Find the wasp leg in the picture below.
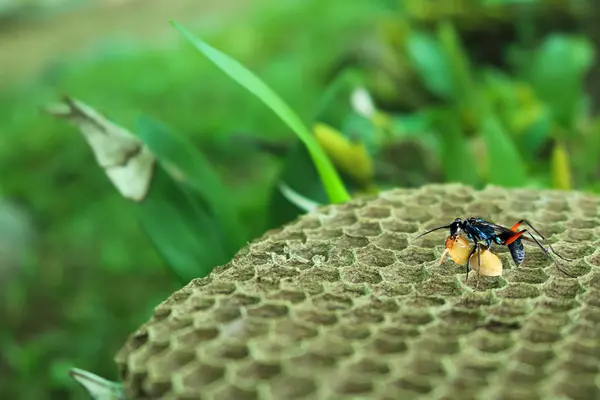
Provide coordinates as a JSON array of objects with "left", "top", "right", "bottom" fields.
[
  {"left": 510, "top": 219, "right": 573, "bottom": 262},
  {"left": 504, "top": 229, "right": 576, "bottom": 278},
  {"left": 509, "top": 221, "right": 521, "bottom": 232},
  {"left": 504, "top": 230, "right": 525, "bottom": 245},
  {"left": 465, "top": 242, "right": 479, "bottom": 284},
  {"left": 475, "top": 244, "right": 482, "bottom": 290}
]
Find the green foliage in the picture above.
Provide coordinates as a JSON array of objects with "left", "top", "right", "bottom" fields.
[
  {"left": 368, "top": 6, "right": 598, "bottom": 192},
  {"left": 172, "top": 21, "right": 350, "bottom": 204},
  {"left": 135, "top": 116, "right": 245, "bottom": 282},
  {"left": 526, "top": 34, "right": 595, "bottom": 130},
  {"left": 480, "top": 114, "right": 527, "bottom": 187},
  {"left": 406, "top": 32, "right": 454, "bottom": 99}
]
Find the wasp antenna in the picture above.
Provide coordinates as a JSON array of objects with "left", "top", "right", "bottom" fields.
[{"left": 413, "top": 225, "right": 451, "bottom": 241}]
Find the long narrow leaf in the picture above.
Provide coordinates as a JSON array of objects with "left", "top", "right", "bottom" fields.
[
  {"left": 406, "top": 32, "right": 453, "bottom": 100},
  {"left": 437, "top": 21, "right": 478, "bottom": 115},
  {"left": 481, "top": 115, "right": 527, "bottom": 187},
  {"left": 430, "top": 109, "right": 479, "bottom": 185},
  {"left": 138, "top": 168, "right": 231, "bottom": 282},
  {"left": 171, "top": 21, "right": 350, "bottom": 204},
  {"left": 135, "top": 116, "right": 244, "bottom": 248}
]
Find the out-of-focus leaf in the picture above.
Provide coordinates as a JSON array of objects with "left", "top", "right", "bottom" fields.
[
  {"left": 45, "top": 97, "right": 155, "bottom": 202},
  {"left": 267, "top": 142, "right": 329, "bottom": 230},
  {"left": 137, "top": 168, "right": 229, "bottom": 282},
  {"left": 135, "top": 116, "right": 243, "bottom": 245},
  {"left": 430, "top": 109, "right": 479, "bottom": 185},
  {"left": 483, "top": 0, "right": 537, "bottom": 5},
  {"left": 172, "top": 21, "right": 350, "bottom": 204},
  {"left": 550, "top": 142, "right": 572, "bottom": 190},
  {"left": 527, "top": 34, "right": 595, "bottom": 129},
  {"left": 516, "top": 106, "right": 551, "bottom": 155},
  {"left": 437, "top": 21, "right": 477, "bottom": 111},
  {"left": 311, "top": 67, "right": 363, "bottom": 123},
  {"left": 391, "top": 110, "right": 440, "bottom": 153},
  {"left": 572, "top": 117, "right": 600, "bottom": 187},
  {"left": 278, "top": 182, "right": 321, "bottom": 213},
  {"left": 69, "top": 368, "right": 125, "bottom": 400},
  {"left": 481, "top": 69, "right": 550, "bottom": 155},
  {"left": 392, "top": 111, "right": 433, "bottom": 136},
  {"left": 351, "top": 87, "right": 376, "bottom": 118},
  {"left": 134, "top": 117, "right": 245, "bottom": 281},
  {"left": 314, "top": 122, "right": 374, "bottom": 187},
  {"left": 406, "top": 32, "right": 454, "bottom": 100},
  {"left": 46, "top": 100, "right": 240, "bottom": 282},
  {"left": 480, "top": 115, "right": 528, "bottom": 187},
  {"left": 340, "top": 112, "right": 379, "bottom": 153}
]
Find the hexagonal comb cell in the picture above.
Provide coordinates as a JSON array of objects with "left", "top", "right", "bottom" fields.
[{"left": 116, "top": 185, "right": 600, "bottom": 399}]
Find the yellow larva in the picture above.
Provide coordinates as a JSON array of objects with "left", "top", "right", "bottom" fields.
[{"left": 439, "top": 235, "right": 503, "bottom": 276}]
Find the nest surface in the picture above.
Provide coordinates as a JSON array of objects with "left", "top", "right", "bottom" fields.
[{"left": 115, "top": 184, "right": 600, "bottom": 400}]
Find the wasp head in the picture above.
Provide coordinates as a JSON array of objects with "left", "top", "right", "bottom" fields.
[{"left": 449, "top": 218, "right": 463, "bottom": 237}]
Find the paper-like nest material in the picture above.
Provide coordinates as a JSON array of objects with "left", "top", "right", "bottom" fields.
[{"left": 115, "top": 184, "right": 600, "bottom": 399}]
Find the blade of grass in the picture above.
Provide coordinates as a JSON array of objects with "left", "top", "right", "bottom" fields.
[{"left": 171, "top": 21, "right": 350, "bottom": 204}]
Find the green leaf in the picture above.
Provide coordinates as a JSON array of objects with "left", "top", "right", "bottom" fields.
[
  {"left": 406, "top": 32, "right": 454, "bottom": 100},
  {"left": 391, "top": 111, "right": 440, "bottom": 153},
  {"left": 340, "top": 112, "right": 377, "bottom": 152},
  {"left": 310, "top": 67, "right": 363, "bottom": 123},
  {"left": 527, "top": 34, "right": 595, "bottom": 129},
  {"left": 135, "top": 117, "right": 245, "bottom": 282},
  {"left": 137, "top": 169, "right": 230, "bottom": 282},
  {"left": 550, "top": 142, "right": 572, "bottom": 190},
  {"left": 517, "top": 106, "right": 551, "bottom": 155},
  {"left": 171, "top": 21, "right": 350, "bottom": 204},
  {"left": 266, "top": 142, "right": 329, "bottom": 230},
  {"left": 437, "top": 21, "right": 477, "bottom": 111},
  {"left": 69, "top": 368, "right": 125, "bottom": 400},
  {"left": 136, "top": 116, "right": 244, "bottom": 245},
  {"left": 481, "top": 115, "right": 528, "bottom": 187},
  {"left": 430, "top": 109, "right": 479, "bottom": 185}
]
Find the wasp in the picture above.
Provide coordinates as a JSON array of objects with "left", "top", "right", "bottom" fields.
[{"left": 415, "top": 217, "right": 575, "bottom": 279}]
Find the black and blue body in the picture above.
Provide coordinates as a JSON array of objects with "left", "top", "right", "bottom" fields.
[
  {"left": 453, "top": 218, "right": 525, "bottom": 267},
  {"left": 415, "top": 217, "right": 573, "bottom": 278}
]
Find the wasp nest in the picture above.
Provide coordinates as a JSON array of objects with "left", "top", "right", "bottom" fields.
[{"left": 115, "top": 184, "right": 600, "bottom": 400}]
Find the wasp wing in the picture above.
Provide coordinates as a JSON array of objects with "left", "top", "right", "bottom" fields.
[{"left": 476, "top": 220, "right": 543, "bottom": 245}]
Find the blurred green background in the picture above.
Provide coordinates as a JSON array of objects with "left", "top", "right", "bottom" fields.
[{"left": 1, "top": 0, "right": 599, "bottom": 398}]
